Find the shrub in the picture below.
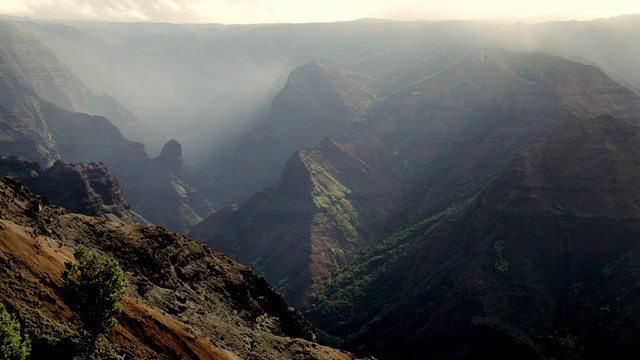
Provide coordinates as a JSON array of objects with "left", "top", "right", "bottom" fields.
[
  {"left": 62, "top": 245, "right": 125, "bottom": 354},
  {"left": 0, "top": 304, "right": 30, "bottom": 360}
]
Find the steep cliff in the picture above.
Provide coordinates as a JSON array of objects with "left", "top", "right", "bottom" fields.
[
  {"left": 364, "top": 49, "right": 640, "bottom": 225},
  {"left": 193, "top": 49, "right": 640, "bottom": 358},
  {"left": 0, "top": 37, "right": 211, "bottom": 233},
  {"left": 133, "top": 139, "right": 214, "bottom": 233},
  {"left": 194, "top": 49, "right": 640, "bottom": 313}
]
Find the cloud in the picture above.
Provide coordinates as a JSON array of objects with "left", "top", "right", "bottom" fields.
[
  {"left": 6, "top": 0, "right": 202, "bottom": 22},
  {"left": 1, "top": 0, "right": 378, "bottom": 23},
  {"left": 3, "top": 0, "right": 640, "bottom": 24},
  {"left": 380, "top": 0, "right": 640, "bottom": 22}
]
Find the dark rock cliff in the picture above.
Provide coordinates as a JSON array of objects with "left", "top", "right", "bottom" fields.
[
  {"left": 133, "top": 139, "right": 214, "bottom": 233},
  {"left": 194, "top": 49, "right": 640, "bottom": 359},
  {"left": 0, "top": 156, "right": 145, "bottom": 224}
]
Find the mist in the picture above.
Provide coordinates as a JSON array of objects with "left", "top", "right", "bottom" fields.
[
  {"left": 6, "top": 14, "right": 640, "bottom": 204},
  {"left": 5, "top": 0, "right": 640, "bottom": 24}
]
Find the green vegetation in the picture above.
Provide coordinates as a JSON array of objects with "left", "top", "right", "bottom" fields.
[
  {"left": 62, "top": 245, "right": 126, "bottom": 356},
  {"left": 493, "top": 239, "right": 509, "bottom": 274},
  {"left": 240, "top": 217, "right": 254, "bottom": 232},
  {"left": 312, "top": 202, "right": 467, "bottom": 334},
  {"left": 300, "top": 150, "right": 362, "bottom": 243},
  {"left": 20, "top": 309, "right": 78, "bottom": 359},
  {"left": 173, "top": 181, "right": 188, "bottom": 199},
  {"left": 0, "top": 304, "right": 30, "bottom": 360},
  {"left": 543, "top": 331, "right": 585, "bottom": 360},
  {"left": 602, "top": 252, "right": 633, "bottom": 275},
  {"left": 512, "top": 60, "right": 545, "bottom": 84}
]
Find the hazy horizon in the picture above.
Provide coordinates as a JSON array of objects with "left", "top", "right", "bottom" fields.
[{"left": 2, "top": 0, "right": 640, "bottom": 25}]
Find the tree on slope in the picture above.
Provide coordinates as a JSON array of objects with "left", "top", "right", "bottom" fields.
[{"left": 62, "top": 245, "right": 125, "bottom": 355}]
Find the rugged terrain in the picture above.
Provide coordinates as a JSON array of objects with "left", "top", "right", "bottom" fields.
[
  {"left": 310, "top": 116, "right": 640, "bottom": 359},
  {"left": 0, "top": 21, "right": 163, "bottom": 152},
  {"left": 5, "top": 14, "right": 640, "bottom": 360},
  {"left": 191, "top": 49, "right": 640, "bottom": 316},
  {"left": 0, "top": 176, "right": 354, "bottom": 359},
  {"left": 132, "top": 139, "right": 214, "bottom": 232}
]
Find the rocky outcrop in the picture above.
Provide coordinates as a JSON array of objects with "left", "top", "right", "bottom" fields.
[
  {"left": 0, "top": 176, "right": 354, "bottom": 359},
  {"left": 155, "top": 138, "right": 186, "bottom": 178},
  {"left": 0, "top": 90, "right": 210, "bottom": 233},
  {"left": 0, "top": 155, "right": 41, "bottom": 178},
  {"left": 40, "top": 106, "right": 211, "bottom": 233},
  {"left": 0, "top": 156, "right": 145, "bottom": 224},
  {"left": 132, "top": 139, "right": 213, "bottom": 234},
  {"left": 35, "top": 160, "right": 139, "bottom": 224}
]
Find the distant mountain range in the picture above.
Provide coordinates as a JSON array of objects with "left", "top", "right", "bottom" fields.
[{"left": 3, "top": 14, "right": 640, "bottom": 359}]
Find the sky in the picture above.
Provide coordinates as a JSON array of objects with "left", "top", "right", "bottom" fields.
[{"left": 1, "top": 0, "right": 640, "bottom": 24}]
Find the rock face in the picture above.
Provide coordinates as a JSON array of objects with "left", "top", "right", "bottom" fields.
[
  {"left": 39, "top": 107, "right": 210, "bottom": 233},
  {"left": 0, "top": 176, "right": 354, "bottom": 359},
  {"left": 0, "top": 156, "right": 145, "bottom": 224},
  {"left": 362, "top": 49, "right": 640, "bottom": 225},
  {"left": 0, "top": 42, "right": 59, "bottom": 166},
  {"left": 155, "top": 138, "right": 186, "bottom": 178},
  {"left": 470, "top": 115, "right": 640, "bottom": 277},
  {"left": 194, "top": 49, "right": 640, "bottom": 358},
  {"left": 132, "top": 139, "right": 214, "bottom": 233},
  {"left": 193, "top": 48, "right": 640, "bottom": 308}
]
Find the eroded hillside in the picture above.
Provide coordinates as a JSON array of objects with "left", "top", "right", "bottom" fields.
[{"left": 0, "top": 176, "right": 354, "bottom": 359}]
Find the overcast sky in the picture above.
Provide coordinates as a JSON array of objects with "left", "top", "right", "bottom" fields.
[{"left": 2, "top": 0, "right": 640, "bottom": 24}]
